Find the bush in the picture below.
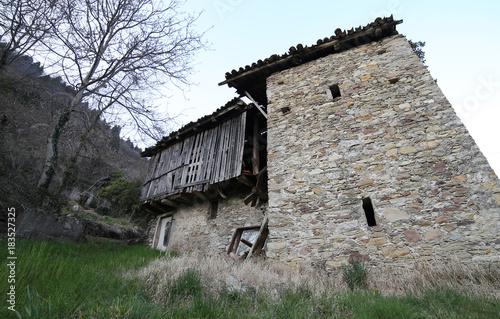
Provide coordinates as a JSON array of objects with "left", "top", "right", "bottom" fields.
[
  {"left": 341, "top": 260, "right": 368, "bottom": 291},
  {"left": 99, "top": 170, "right": 141, "bottom": 217}
]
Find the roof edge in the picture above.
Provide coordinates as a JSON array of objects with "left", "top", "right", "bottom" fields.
[{"left": 219, "top": 16, "right": 402, "bottom": 87}]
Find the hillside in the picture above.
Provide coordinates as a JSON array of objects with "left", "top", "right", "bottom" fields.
[{"left": 0, "top": 52, "right": 149, "bottom": 219}]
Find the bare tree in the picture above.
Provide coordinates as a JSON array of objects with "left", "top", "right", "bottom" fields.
[
  {"left": 0, "top": 0, "right": 57, "bottom": 74},
  {"left": 36, "top": 0, "right": 205, "bottom": 198}
]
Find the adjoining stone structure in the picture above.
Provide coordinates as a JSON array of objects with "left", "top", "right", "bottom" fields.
[
  {"left": 140, "top": 99, "right": 269, "bottom": 256},
  {"left": 220, "top": 16, "right": 500, "bottom": 268},
  {"left": 145, "top": 191, "right": 266, "bottom": 254}
]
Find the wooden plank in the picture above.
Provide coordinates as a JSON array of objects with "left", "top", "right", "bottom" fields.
[
  {"left": 179, "top": 136, "right": 195, "bottom": 191},
  {"left": 252, "top": 116, "right": 260, "bottom": 175},
  {"left": 161, "top": 198, "right": 179, "bottom": 208},
  {"left": 233, "top": 113, "right": 246, "bottom": 178},
  {"left": 192, "top": 190, "right": 208, "bottom": 201},
  {"left": 206, "top": 125, "right": 220, "bottom": 184},
  {"left": 218, "top": 119, "right": 230, "bottom": 182},
  {"left": 150, "top": 201, "right": 171, "bottom": 214},
  {"left": 226, "top": 116, "right": 238, "bottom": 180},
  {"left": 211, "top": 124, "right": 223, "bottom": 184},
  {"left": 198, "top": 128, "right": 213, "bottom": 185},
  {"left": 237, "top": 111, "right": 247, "bottom": 177},
  {"left": 237, "top": 174, "right": 255, "bottom": 187},
  {"left": 191, "top": 131, "right": 204, "bottom": 183},
  {"left": 246, "top": 213, "right": 268, "bottom": 260},
  {"left": 174, "top": 179, "right": 209, "bottom": 189}
]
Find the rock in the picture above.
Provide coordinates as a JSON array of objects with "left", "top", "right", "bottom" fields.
[
  {"left": 16, "top": 209, "right": 86, "bottom": 243},
  {"left": 226, "top": 275, "right": 256, "bottom": 295},
  {"left": 349, "top": 251, "right": 370, "bottom": 262},
  {"left": 382, "top": 246, "right": 410, "bottom": 258},
  {"left": 368, "top": 238, "right": 387, "bottom": 246},
  {"left": 435, "top": 215, "right": 452, "bottom": 224},
  {"left": 400, "top": 146, "right": 417, "bottom": 154},
  {"left": 404, "top": 229, "right": 421, "bottom": 243},
  {"left": 79, "top": 216, "right": 142, "bottom": 240},
  {"left": 424, "top": 229, "right": 443, "bottom": 241},
  {"left": 390, "top": 247, "right": 410, "bottom": 258},
  {"left": 380, "top": 207, "right": 409, "bottom": 222},
  {"left": 297, "top": 246, "right": 311, "bottom": 257},
  {"left": 449, "top": 232, "right": 462, "bottom": 241}
]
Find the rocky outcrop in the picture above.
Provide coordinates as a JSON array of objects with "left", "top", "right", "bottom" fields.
[
  {"left": 16, "top": 209, "right": 86, "bottom": 243},
  {"left": 78, "top": 216, "right": 142, "bottom": 240},
  {"left": 16, "top": 209, "right": 143, "bottom": 243}
]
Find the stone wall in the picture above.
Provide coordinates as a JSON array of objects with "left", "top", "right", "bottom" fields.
[
  {"left": 147, "top": 192, "right": 266, "bottom": 254},
  {"left": 265, "top": 34, "right": 500, "bottom": 269}
]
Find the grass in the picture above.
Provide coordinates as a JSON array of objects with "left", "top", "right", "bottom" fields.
[
  {"left": 341, "top": 260, "right": 369, "bottom": 291},
  {"left": 0, "top": 238, "right": 165, "bottom": 318},
  {"left": 1, "top": 239, "right": 499, "bottom": 318}
]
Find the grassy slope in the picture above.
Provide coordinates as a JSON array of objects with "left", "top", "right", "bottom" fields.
[
  {"left": 0, "top": 239, "right": 165, "bottom": 318},
  {"left": 1, "top": 239, "right": 498, "bottom": 318}
]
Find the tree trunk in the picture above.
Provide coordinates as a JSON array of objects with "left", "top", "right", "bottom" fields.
[
  {"left": 37, "top": 90, "right": 84, "bottom": 197},
  {"left": 56, "top": 110, "right": 102, "bottom": 195}
]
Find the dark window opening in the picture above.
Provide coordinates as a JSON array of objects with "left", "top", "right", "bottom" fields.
[
  {"left": 329, "top": 84, "right": 341, "bottom": 99},
  {"left": 362, "top": 197, "right": 377, "bottom": 226},
  {"left": 281, "top": 106, "right": 291, "bottom": 114},
  {"left": 210, "top": 201, "right": 218, "bottom": 219}
]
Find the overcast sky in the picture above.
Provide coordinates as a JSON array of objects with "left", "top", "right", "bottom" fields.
[{"left": 156, "top": 0, "right": 500, "bottom": 174}]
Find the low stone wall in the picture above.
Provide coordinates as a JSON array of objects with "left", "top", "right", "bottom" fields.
[
  {"left": 265, "top": 34, "right": 500, "bottom": 269},
  {"left": 147, "top": 192, "right": 266, "bottom": 254}
]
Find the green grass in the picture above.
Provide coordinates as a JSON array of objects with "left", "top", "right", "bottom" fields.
[
  {"left": 1, "top": 239, "right": 499, "bottom": 318},
  {"left": 0, "top": 238, "right": 166, "bottom": 318}
]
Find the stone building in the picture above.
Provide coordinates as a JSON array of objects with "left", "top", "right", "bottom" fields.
[{"left": 141, "top": 16, "right": 500, "bottom": 268}]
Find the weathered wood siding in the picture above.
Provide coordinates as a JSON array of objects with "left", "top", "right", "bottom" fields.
[{"left": 141, "top": 112, "right": 247, "bottom": 201}]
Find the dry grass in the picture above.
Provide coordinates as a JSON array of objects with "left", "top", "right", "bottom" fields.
[{"left": 137, "top": 252, "right": 500, "bottom": 302}]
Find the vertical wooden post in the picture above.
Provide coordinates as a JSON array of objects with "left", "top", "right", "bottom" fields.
[{"left": 252, "top": 118, "right": 260, "bottom": 175}]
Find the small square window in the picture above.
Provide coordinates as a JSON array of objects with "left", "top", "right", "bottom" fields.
[{"left": 281, "top": 106, "right": 291, "bottom": 114}]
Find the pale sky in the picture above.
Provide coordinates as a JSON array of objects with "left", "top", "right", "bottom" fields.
[{"left": 156, "top": 0, "right": 500, "bottom": 174}]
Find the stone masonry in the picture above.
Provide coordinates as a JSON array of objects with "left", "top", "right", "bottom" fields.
[
  {"left": 146, "top": 191, "right": 266, "bottom": 254},
  {"left": 265, "top": 34, "right": 500, "bottom": 269}
]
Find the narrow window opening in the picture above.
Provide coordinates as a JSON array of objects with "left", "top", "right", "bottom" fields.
[
  {"left": 362, "top": 197, "right": 377, "bottom": 226},
  {"left": 210, "top": 201, "right": 218, "bottom": 219},
  {"left": 281, "top": 106, "right": 291, "bottom": 114},
  {"left": 329, "top": 84, "right": 341, "bottom": 99}
]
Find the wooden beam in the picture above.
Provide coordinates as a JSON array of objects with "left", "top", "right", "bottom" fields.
[
  {"left": 139, "top": 203, "right": 157, "bottom": 215},
  {"left": 161, "top": 198, "right": 179, "bottom": 208},
  {"left": 245, "top": 91, "right": 267, "bottom": 119},
  {"left": 244, "top": 193, "right": 256, "bottom": 205},
  {"left": 149, "top": 201, "right": 171, "bottom": 214},
  {"left": 241, "top": 238, "right": 253, "bottom": 247},
  {"left": 192, "top": 190, "right": 209, "bottom": 201},
  {"left": 253, "top": 187, "right": 269, "bottom": 201},
  {"left": 246, "top": 213, "right": 269, "bottom": 260},
  {"left": 252, "top": 118, "right": 260, "bottom": 175},
  {"left": 237, "top": 174, "right": 255, "bottom": 187},
  {"left": 217, "top": 185, "right": 227, "bottom": 199},
  {"left": 173, "top": 193, "right": 193, "bottom": 205}
]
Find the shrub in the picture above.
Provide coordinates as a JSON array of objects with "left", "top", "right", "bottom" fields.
[
  {"left": 99, "top": 170, "right": 141, "bottom": 217},
  {"left": 341, "top": 260, "right": 368, "bottom": 291}
]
